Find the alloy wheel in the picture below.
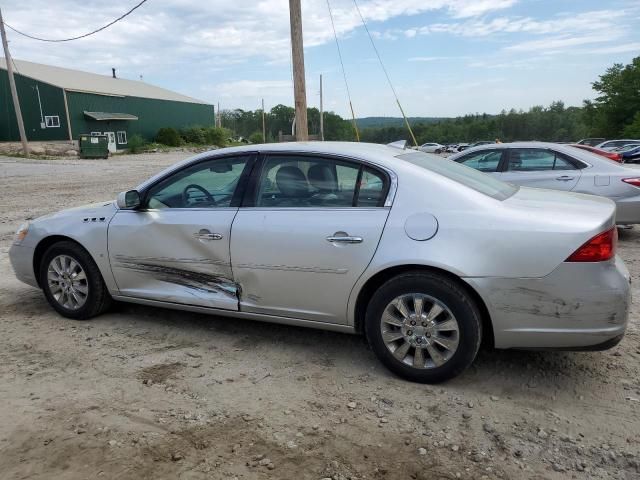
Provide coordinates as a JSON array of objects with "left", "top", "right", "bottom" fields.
[
  {"left": 380, "top": 293, "right": 460, "bottom": 369},
  {"left": 47, "top": 254, "right": 89, "bottom": 310}
]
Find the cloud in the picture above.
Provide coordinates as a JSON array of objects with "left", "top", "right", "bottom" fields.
[
  {"left": 504, "top": 33, "right": 620, "bottom": 53},
  {"left": 408, "top": 56, "right": 454, "bottom": 62},
  {"left": 415, "top": 9, "right": 627, "bottom": 37},
  {"left": 586, "top": 42, "right": 640, "bottom": 55}
]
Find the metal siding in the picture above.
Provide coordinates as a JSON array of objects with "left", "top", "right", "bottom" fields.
[
  {"left": 66, "top": 91, "right": 214, "bottom": 149},
  {"left": 0, "top": 69, "right": 69, "bottom": 141}
]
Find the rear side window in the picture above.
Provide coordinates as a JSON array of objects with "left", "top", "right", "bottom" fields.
[
  {"left": 507, "top": 149, "right": 576, "bottom": 171},
  {"left": 455, "top": 150, "right": 502, "bottom": 172},
  {"left": 398, "top": 151, "right": 517, "bottom": 200},
  {"left": 255, "top": 155, "right": 387, "bottom": 208}
]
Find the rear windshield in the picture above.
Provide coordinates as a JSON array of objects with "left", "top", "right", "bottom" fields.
[{"left": 397, "top": 151, "right": 518, "bottom": 200}]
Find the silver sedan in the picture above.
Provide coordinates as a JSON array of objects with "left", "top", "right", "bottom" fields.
[
  {"left": 9, "top": 142, "right": 631, "bottom": 383},
  {"left": 448, "top": 142, "right": 640, "bottom": 224}
]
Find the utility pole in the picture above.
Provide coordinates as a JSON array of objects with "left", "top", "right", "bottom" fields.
[
  {"left": 217, "top": 102, "right": 221, "bottom": 127},
  {"left": 288, "top": 0, "right": 308, "bottom": 141},
  {"left": 0, "top": 8, "right": 28, "bottom": 156},
  {"left": 261, "top": 98, "right": 266, "bottom": 143},
  {"left": 319, "top": 74, "right": 324, "bottom": 141}
]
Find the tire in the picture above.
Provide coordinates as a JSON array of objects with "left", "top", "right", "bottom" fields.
[
  {"left": 39, "top": 240, "right": 112, "bottom": 320},
  {"left": 365, "top": 271, "right": 482, "bottom": 383}
]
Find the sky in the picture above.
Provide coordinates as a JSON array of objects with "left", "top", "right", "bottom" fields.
[{"left": 3, "top": 0, "right": 640, "bottom": 118}]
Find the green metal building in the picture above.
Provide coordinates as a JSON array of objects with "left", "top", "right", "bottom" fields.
[{"left": 0, "top": 59, "right": 214, "bottom": 151}]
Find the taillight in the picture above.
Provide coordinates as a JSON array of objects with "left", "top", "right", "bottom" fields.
[
  {"left": 608, "top": 153, "right": 622, "bottom": 162},
  {"left": 565, "top": 227, "right": 617, "bottom": 262},
  {"left": 622, "top": 177, "right": 640, "bottom": 188}
]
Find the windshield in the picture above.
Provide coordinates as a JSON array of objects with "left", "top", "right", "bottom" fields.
[{"left": 397, "top": 151, "right": 518, "bottom": 200}]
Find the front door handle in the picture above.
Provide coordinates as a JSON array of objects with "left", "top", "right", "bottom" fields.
[
  {"left": 556, "top": 175, "right": 575, "bottom": 181},
  {"left": 326, "top": 233, "right": 363, "bottom": 244},
  {"left": 194, "top": 229, "right": 223, "bottom": 241}
]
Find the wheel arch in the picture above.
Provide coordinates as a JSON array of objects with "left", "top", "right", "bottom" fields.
[
  {"left": 33, "top": 235, "right": 89, "bottom": 288},
  {"left": 353, "top": 264, "right": 494, "bottom": 348}
]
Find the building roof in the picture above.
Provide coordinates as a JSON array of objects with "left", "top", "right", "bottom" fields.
[{"left": 0, "top": 58, "right": 208, "bottom": 105}]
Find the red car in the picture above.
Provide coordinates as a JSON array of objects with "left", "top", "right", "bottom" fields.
[{"left": 570, "top": 144, "right": 623, "bottom": 162}]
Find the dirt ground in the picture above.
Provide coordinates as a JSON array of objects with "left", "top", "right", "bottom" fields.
[{"left": 0, "top": 152, "right": 639, "bottom": 480}]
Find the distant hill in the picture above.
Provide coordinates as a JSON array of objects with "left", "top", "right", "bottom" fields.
[{"left": 356, "top": 116, "right": 449, "bottom": 128}]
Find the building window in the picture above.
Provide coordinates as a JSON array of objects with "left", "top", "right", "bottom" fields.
[
  {"left": 44, "top": 115, "right": 60, "bottom": 128},
  {"left": 117, "top": 131, "right": 127, "bottom": 144},
  {"left": 90, "top": 131, "right": 101, "bottom": 136}
]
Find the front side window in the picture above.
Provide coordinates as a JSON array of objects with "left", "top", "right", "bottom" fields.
[
  {"left": 507, "top": 149, "right": 576, "bottom": 171},
  {"left": 145, "top": 156, "right": 250, "bottom": 209},
  {"left": 455, "top": 149, "right": 502, "bottom": 172},
  {"left": 255, "top": 155, "right": 387, "bottom": 208}
]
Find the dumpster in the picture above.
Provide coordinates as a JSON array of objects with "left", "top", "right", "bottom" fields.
[{"left": 79, "top": 134, "right": 109, "bottom": 159}]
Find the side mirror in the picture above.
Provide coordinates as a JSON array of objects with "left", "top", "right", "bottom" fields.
[{"left": 116, "top": 190, "right": 141, "bottom": 210}]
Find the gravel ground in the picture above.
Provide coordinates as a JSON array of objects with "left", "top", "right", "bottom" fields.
[{"left": 0, "top": 152, "right": 639, "bottom": 480}]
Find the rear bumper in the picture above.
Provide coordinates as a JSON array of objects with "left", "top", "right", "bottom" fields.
[
  {"left": 465, "top": 256, "right": 631, "bottom": 349},
  {"left": 614, "top": 195, "right": 640, "bottom": 224},
  {"left": 9, "top": 243, "right": 38, "bottom": 288}
]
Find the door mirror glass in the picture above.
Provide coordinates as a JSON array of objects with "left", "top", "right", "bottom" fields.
[{"left": 117, "top": 190, "right": 141, "bottom": 209}]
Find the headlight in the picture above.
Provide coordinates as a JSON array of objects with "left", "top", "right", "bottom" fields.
[{"left": 13, "top": 223, "right": 29, "bottom": 245}]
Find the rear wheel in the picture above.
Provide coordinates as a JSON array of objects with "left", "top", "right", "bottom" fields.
[
  {"left": 365, "top": 272, "right": 482, "bottom": 383},
  {"left": 39, "top": 241, "right": 112, "bottom": 320}
]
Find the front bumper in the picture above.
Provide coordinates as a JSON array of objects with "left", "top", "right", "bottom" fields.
[
  {"left": 465, "top": 256, "right": 631, "bottom": 349},
  {"left": 9, "top": 243, "right": 38, "bottom": 288}
]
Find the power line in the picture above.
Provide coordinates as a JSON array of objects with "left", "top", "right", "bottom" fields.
[
  {"left": 326, "top": 0, "right": 359, "bottom": 141},
  {"left": 3, "top": 0, "right": 149, "bottom": 43},
  {"left": 351, "top": 0, "right": 417, "bottom": 146}
]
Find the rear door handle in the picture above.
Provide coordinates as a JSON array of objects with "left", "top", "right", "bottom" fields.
[
  {"left": 194, "top": 229, "right": 223, "bottom": 241},
  {"left": 556, "top": 175, "right": 575, "bottom": 181},
  {"left": 326, "top": 234, "right": 363, "bottom": 244}
]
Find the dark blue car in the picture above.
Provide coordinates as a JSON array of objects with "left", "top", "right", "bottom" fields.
[{"left": 622, "top": 145, "right": 640, "bottom": 163}]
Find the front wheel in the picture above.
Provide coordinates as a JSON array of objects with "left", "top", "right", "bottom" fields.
[
  {"left": 365, "top": 272, "right": 482, "bottom": 383},
  {"left": 40, "top": 241, "right": 112, "bottom": 320}
]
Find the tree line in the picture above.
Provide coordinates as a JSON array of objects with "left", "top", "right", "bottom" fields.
[{"left": 219, "top": 56, "right": 640, "bottom": 145}]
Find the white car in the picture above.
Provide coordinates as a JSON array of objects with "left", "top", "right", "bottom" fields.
[
  {"left": 418, "top": 143, "right": 444, "bottom": 153},
  {"left": 596, "top": 139, "right": 640, "bottom": 151}
]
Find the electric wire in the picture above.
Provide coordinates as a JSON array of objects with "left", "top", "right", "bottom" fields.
[
  {"left": 326, "top": 0, "right": 360, "bottom": 141},
  {"left": 351, "top": 0, "right": 418, "bottom": 146},
  {"left": 3, "top": 0, "right": 149, "bottom": 42}
]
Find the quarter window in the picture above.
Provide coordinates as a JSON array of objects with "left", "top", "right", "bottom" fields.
[
  {"left": 45, "top": 115, "right": 60, "bottom": 128},
  {"left": 145, "top": 156, "right": 250, "bottom": 209},
  {"left": 456, "top": 150, "right": 502, "bottom": 172},
  {"left": 117, "top": 131, "right": 127, "bottom": 144},
  {"left": 507, "top": 149, "right": 576, "bottom": 171},
  {"left": 255, "top": 155, "right": 387, "bottom": 208}
]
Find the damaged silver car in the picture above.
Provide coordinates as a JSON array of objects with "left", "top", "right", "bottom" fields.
[{"left": 9, "top": 142, "right": 631, "bottom": 383}]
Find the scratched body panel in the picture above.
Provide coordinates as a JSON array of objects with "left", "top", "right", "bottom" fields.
[
  {"left": 465, "top": 256, "right": 630, "bottom": 349},
  {"left": 107, "top": 209, "right": 239, "bottom": 310}
]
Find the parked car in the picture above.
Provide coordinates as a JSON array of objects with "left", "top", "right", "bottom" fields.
[
  {"left": 570, "top": 144, "right": 623, "bottom": 162},
  {"left": 468, "top": 141, "right": 495, "bottom": 148},
  {"left": 612, "top": 143, "right": 640, "bottom": 153},
  {"left": 448, "top": 142, "right": 640, "bottom": 224},
  {"left": 595, "top": 139, "right": 640, "bottom": 151},
  {"left": 418, "top": 142, "right": 445, "bottom": 154},
  {"left": 456, "top": 143, "right": 470, "bottom": 152},
  {"left": 9, "top": 142, "right": 630, "bottom": 383},
  {"left": 621, "top": 145, "right": 640, "bottom": 163},
  {"left": 576, "top": 138, "right": 606, "bottom": 147}
]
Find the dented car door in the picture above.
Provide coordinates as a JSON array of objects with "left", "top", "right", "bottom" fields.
[{"left": 107, "top": 155, "right": 254, "bottom": 309}]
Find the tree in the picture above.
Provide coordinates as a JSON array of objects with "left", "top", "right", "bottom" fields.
[{"left": 591, "top": 57, "right": 640, "bottom": 136}]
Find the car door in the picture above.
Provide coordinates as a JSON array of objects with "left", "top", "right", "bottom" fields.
[
  {"left": 499, "top": 148, "right": 581, "bottom": 191},
  {"left": 230, "top": 153, "right": 392, "bottom": 324},
  {"left": 107, "top": 154, "right": 254, "bottom": 309}
]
